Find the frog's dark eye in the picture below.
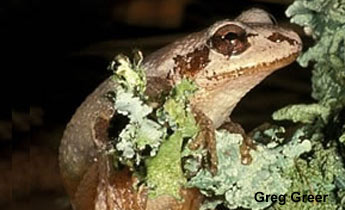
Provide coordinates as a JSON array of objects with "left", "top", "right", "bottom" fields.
[
  {"left": 207, "top": 24, "right": 250, "bottom": 56},
  {"left": 224, "top": 32, "right": 240, "bottom": 41}
]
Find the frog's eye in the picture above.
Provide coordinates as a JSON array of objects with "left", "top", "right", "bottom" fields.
[{"left": 207, "top": 24, "right": 250, "bottom": 56}]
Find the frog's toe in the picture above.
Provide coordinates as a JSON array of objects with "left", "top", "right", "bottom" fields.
[
  {"left": 219, "top": 120, "right": 256, "bottom": 165},
  {"left": 239, "top": 139, "right": 253, "bottom": 165},
  {"left": 189, "top": 127, "right": 218, "bottom": 175}
]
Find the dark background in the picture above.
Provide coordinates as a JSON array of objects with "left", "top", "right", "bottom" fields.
[{"left": 8, "top": 0, "right": 313, "bottom": 209}]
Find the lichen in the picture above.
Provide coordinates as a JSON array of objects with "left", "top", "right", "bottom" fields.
[
  {"left": 286, "top": 0, "right": 345, "bottom": 110},
  {"left": 268, "top": 0, "right": 345, "bottom": 208},
  {"left": 108, "top": 51, "right": 199, "bottom": 199},
  {"left": 110, "top": 51, "right": 146, "bottom": 95},
  {"left": 146, "top": 79, "right": 199, "bottom": 199},
  {"left": 145, "top": 131, "right": 187, "bottom": 199},
  {"left": 188, "top": 128, "right": 311, "bottom": 210},
  {"left": 272, "top": 128, "right": 345, "bottom": 210},
  {"left": 272, "top": 104, "right": 330, "bottom": 124},
  {"left": 108, "top": 51, "right": 166, "bottom": 167}
]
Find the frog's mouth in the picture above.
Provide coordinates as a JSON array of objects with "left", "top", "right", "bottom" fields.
[
  {"left": 198, "top": 51, "right": 300, "bottom": 91},
  {"left": 217, "top": 51, "right": 299, "bottom": 80}
]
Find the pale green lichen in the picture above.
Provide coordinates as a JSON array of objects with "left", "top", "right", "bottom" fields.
[
  {"left": 286, "top": 0, "right": 345, "bottom": 110},
  {"left": 340, "top": 132, "right": 345, "bottom": 145},
  {"left": 272, "top": 103, "right": 330, "bottom": 124},
  {"left": 116, "top": 118, "right": 165, "bottom": 165},
  {"left": 108, "top": 51, "right": 166, "bottom": 167},
  {"left": 114, "top": 90, "right": 152, "bottom": 123},
  {"left": 188, "top": 129, "right": 311, "bottom": 210},
  {"left": 272, "top": 131, "right": 345, "bottom": 210},
  {"left": 110, "top": 51, "right": 146, "bottom": 94}
]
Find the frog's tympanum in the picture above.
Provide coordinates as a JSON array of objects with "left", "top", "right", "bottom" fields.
[{"left": 59, "top": 8, "right": 302, "bottom": 210}]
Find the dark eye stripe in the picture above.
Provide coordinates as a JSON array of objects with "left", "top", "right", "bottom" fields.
[
  {"left": 171, "top": 46, "right": 210, "bottom": 79},
  {"left": 267, "top": 32, "right": 298, "bottom": 46}
]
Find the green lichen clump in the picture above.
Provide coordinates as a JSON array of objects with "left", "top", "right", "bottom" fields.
[
  {"left": 109, "top": 52, "right": 166, "bottom": 167},
  {"left": 276, "top": 137, "right": 345, "bottom": 210},
  {"left": 145, "top": 131, "right": 187, "bottom": 199},
  {"left": 273, "top": 103, "right": 330, "bottom": 124},
  {"left": 108, "top": 52, "right": 199, "bottom": 199},
  {"left": 146, "top": 80, "right": 199, "bottom": 199},
  {"left": 286, "top": 0, "right": 345, "bottom": 110},
  {"left": 188, "top": 129, "right": 311, "bottom": 210},
  {"left": 188, "top": 127, "right": 314, "bottom": 209}
]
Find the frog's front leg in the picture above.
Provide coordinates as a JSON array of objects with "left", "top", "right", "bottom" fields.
[
  {"left": 189, "top": 106, "right": 218, "bottom": 175},
  {"left": 219, "top": 119, "right": 256, "bottom": 165}
]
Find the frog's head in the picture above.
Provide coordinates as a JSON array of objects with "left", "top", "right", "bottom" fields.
[{"left": 143, "top": 8, "right": 302, "bottom": 127}]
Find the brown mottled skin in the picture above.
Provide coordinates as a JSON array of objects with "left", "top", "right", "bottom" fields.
[{"left": 59, "top": 8, "right": 302, "bottom": 210}]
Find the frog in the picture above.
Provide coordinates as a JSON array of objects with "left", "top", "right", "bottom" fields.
[{"left": 59, "top": 8, "right": 302, "bottom": 210}]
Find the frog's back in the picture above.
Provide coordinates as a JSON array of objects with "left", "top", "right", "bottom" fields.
[{"left": 59, "top": 77, "right": 116, "bottom": 198}]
